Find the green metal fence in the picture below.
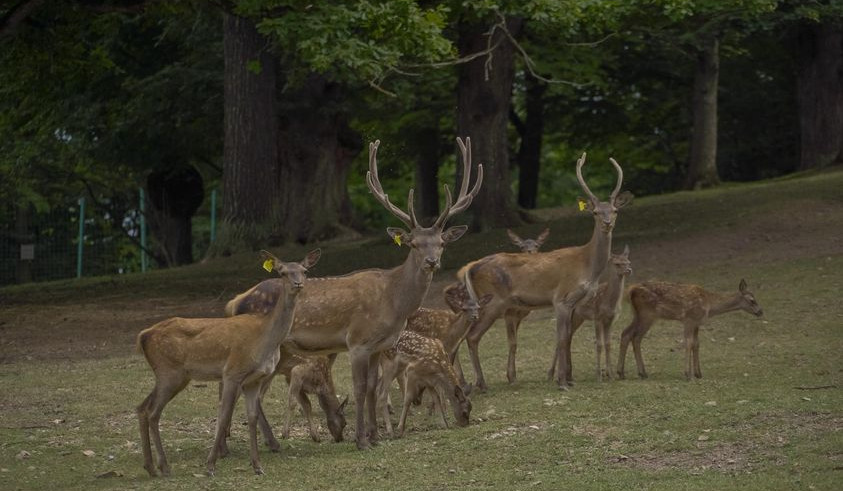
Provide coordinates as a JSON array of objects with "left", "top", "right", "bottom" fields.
[{"left": 0, "top": 189, "right": 218, "bottom": 287}]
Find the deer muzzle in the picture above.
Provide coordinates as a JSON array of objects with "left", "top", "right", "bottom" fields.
[{"left": 424, "top": 257, "right": 440, "bottom": 271}]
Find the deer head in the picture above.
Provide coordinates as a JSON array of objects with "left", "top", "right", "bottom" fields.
[
  {"left": 444, "top": 273, "right": 493, "bottom": 321},
  {"left": 452, "top": 385, "right": 472, "bottom": 427},
  {"left": 367, "top": 138, "right": 483, "bottom": 273},
  {"left": 507, "top": 228, "right": 550, "bottom": 254},
  {"left": 609, "top": 245, "right": 633, "bottom": 277},
  {"left": 576, "top": 154, "right": 633, "bottom": 234},
  {"left": 326, "top": 396, "right": 349, "bottom": 443},
  {"left": 258, "top": 249, "right": 322, "bottom": 293},
  {"left": 738, "top": 279, "right": 763, "bottom": 317}
]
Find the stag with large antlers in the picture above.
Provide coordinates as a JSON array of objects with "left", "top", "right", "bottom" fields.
[
  {"left": 456, "top": 154, "right": 632, "bottom": 390},
  {"left": 224, "top": 138, "right": 482, "bottom": 449},
  {"left": 136, "top": 249, "right": 320, "bottom": 477}
]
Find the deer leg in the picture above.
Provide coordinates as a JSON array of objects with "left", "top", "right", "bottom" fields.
[
  {"left": 450, "top": 346, "right": 471, "bottom": 394},
  {"left": 241, "top": 382, "right": 265, "bottom": 476},
  {"left": 690, "top": 323, "right": 702, "bottom": 379},
  {"left": 601, "top": 316, "right": 614, "bottom": 381},
  {"left": 349, "top": 349, "right": 372, "bottom": 450},
  {"left": 282, "top": 376, "right": 302, "bottom": 440},
  {"left": 616, "top": 320, "right": 636, "bottom": 380},
  {"left": 594, "top": 320, "right": 604, "bottom": 382},
  {"left": 365, "top": 351, "right": 381, "bottom": 444},
  {"left": 631, "top": 318, "right": 653, "bottom": 379},
  {"left": 253, "top": 376, "right": 281, "bottom": 452},
  {"left": 376, "top": 358, "right": 400, "bottom": 438},
  {"left": 396, "top": 374, "right": 420, "bottom": 438},
  {"left": 207, "top": 378, "right": 242, "bottom": 476},
  {"left": 296, "top": 390, "right": 319, "bottom": 442},
  {"left": 140, "top": 376, "right": 188, "bottom": 477},
  {"left": 554, "top": 304, "right": 575, "bottom": 389},
  {"left": 430, "top": 386, "right": 449, "bottom": 429},
  {"left": 682, "top": 322, "right": 695, "bottom": 381},
  {"left": 465, "top": 306, "right": 503, "bottom": 392},
  {"left": 504, "top": 310, "right": 527, "bottom": 384}
]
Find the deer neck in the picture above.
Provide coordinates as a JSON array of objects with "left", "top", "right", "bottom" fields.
[
  {"left": 386, "top": 253, "right": 435, "bottom": 320},
  {"left": 584, "top": 222, "right": 612, "bottom": 282},
  {"left": 708, "top": 293, "right": 743, "bottom": 317},
  {"left": 604, "top": 273, "right": 627, "bottom": 306},
  {"left": 256, "top": 287, "right": 298, "bottom": 360}
]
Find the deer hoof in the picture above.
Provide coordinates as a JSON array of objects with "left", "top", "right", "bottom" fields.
[
  {"left": 356, "top": 438, "right": 372, "bottom": 450},
  {"left": 253, "top": 467, "right": 265, "bottom": 476},
  {"left": 638, "top": 372, "right": 648, "bottom": 379},
  {"left": 617, "top": 371, "right": 625, "bottom": 380}
]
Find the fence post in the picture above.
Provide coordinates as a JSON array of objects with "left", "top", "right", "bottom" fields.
[
  {"left": 210, "top": 188, "right": 217, "bottom": 243},
  {"left": 76, "top": 197, "right": 85, "bottom": 279},
  {"left": 139, "top": 188, "right": 148, "bottom": 273}
]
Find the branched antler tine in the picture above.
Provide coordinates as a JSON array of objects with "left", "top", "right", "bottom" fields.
[
  {"left": 433, "top": 137, "right": 484, "bottom": 228},
  {"left": 432, "top": 184, "right": 454, "bottom": 229},
  {"left": 575, "top": 152, "right": 597, "bottom": 201},
  {"left": 456, "top": 137, "right": 471, "bottom": 198},
  {"left": 407, "top": 188, "right": 418, "bottom": 228},
  {"left": 366, "top": 140, "right": 414, "bottom": 228},
  {"left": 609, "top": 157, "right": 623, "bottom": 200}
]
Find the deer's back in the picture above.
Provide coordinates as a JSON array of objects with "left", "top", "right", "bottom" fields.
[{"left": 629, "top": 281, "right": 708, "bottom": 321}]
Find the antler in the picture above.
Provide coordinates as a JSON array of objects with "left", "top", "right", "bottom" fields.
[
  {"left": 432, "top": 137, "right": 484, "bottom": 229},
  {"left": 609, "top": 158, "right": 623, "bottom": 201},
  {"left": 366, "top": 140, "right": 418, "bottom": 229},
  {"left": 575, "top": 153, "right": 597, "bottom": 202}
]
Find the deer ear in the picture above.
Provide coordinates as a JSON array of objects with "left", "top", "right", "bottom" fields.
[
  {"left": 506, "top": 229, "right": 523, "bottom": 246},
  {"left": 623, "top": 244, "right": 630, "bottom": 257},
  {"left": 536, "top": 228, "right": 550, "bottom": 245},
  {"left": 479, "top": 294, "right": 493, "bottom": 306},
  {"left": 577, "top": 196, "right": 595, "bottom": 212},
  {"left": 259, "top": 250, "right": 279, "bottom": 271},
  {"left": 614, "top": 191, "right": 634, "bottom": 209},
  {"left": 443, "top": 285, "right": 463, "bottom": 313},
  {"left": 338, "top": 396, "right": 349, "bottom": 412},
  {"left": 301, "top": 248, "right": 321, "bottom": 269},
  {"left": 387, "top": 227, "right": 411, "bottom": 246},
  {"left": 739, "top": 279, "right": 748, "bottom": 292},
  {"left": 442, "top": 225, "right": 468, "bottom": 243}
]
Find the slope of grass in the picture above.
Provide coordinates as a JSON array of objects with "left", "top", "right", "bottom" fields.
[{"left": 0, "top": 169, "right": 841, "bottom": 490}]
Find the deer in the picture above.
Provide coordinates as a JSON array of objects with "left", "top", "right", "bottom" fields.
[
  {"left": 507, "top": 228, "right": 550, "bottom": 254},
  {"left": 377, "top": 330, "right": 472, "bottom": 438},
  {"left": 616, "top": 279, "right": 764, "bottom": 381},
  {"left": 546, "top": 246, "right": 632, "bottom": 382},
  {"left": 382, "top": 276, "right": 492, "bottom": 412},
  {"left": 455, "top": 153, "right": 632, "bottom": 391},
  {"left": 223, "top": 137, "right": 482, "bottom": 449},
  {"left": 278, "top": 350, "right": 348, "bottom": 443},
  {"left": 135, "top": 249, "right": 320, "bottom": 477}
]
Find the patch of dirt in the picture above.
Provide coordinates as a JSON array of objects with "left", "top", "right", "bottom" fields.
[{"left": 611, "top": 441, "right": 763, "bottom": 474}]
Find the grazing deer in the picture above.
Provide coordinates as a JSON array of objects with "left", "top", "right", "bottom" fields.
[
  {"left": 136, "top": 249, "right": 320, "bottom": 477},
  {"left": 279, "top": 351, "right": 348, "bottom": 443},
  {"left": 616, "top": 279, "right": 764, "bottom": 381},
  {"left": 507, "top": 228, "right": 550, "bottom": 254},
  {"left": 547, "top": 246, "right": 632, "bottom": 382},
  {"left": 377, "top": 330, "right": 472, "bottom": 437},
  {"left": 456, "top": 154, "right": 632, "bottom": 390},
  {"left": 224, "top": 138, "right": 482, "bottom": 449}
]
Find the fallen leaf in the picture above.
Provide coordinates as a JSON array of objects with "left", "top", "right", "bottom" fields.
[
  {"left": 16, "top": 450, "right": 31, "bottom": 460},
  {"left": 192, "top": 473, "right": 206, "bottom": 478},
  {"left": 82, "top": 450, "right": 96, "bottom": 457},
  {"left": 801, "top": 397, "right": 811, "bottom": 401},
  {"left": 697, "top": 435, "right": 710, "bottom": 441},
  {"left": 704, "top": 401, "right": 717, "bottom": 406}
]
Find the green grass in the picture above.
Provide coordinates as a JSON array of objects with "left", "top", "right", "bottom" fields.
[{"left": 1, "top": 169, "right": 842, "bottom": 490}]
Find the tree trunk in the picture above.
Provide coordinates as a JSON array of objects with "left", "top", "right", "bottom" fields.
[
  {"left": 221, "top": 12, "right": 279, "bottom": 248},
  {"left": 515, "top": 76, "right": 546, "bottom": 209},
  {"left": 797, "top": 23, "right": 843, "bottom": 170},
  {"left": 277, "top": 74, "right": 362, "bottom": 243},
  {"left": 456, "top": 15, "right": 524, "bottom": 230},
  {"left": 14, "top": 204, "right": 32, "bottom": 284},
  {"left": 146, "top": 166, "right": 204, "bottom": 267},
  {"left": 685, "top": 36, "right": 720, "bottom": 189},
  {"left": 413, "top": 127, "right": 441, "bottom": 222}
]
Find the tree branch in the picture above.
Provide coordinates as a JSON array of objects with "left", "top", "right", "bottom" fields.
[{"left": 0, "top": 0, "right": 45, "bottom": 37}]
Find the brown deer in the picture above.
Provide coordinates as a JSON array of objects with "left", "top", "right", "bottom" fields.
[
  {"left": 278, "top": 351, "right": 348, "bottom": 443},
  {"left": 507, "top": 228, "right": 550, "bottom": 254},
  {"left": 456, "top": 154, "right": 631, "bottom": 390},
  {"left": 377, "top": 330, "right": 472, "bottom": 437},
  {"left": 616, "top": 279, "right": 764, "bottom": 381},
  {"left": 136, "top": 249, "right": 320, "bottom": 477},
  {"left": 547, "top": 246, "right": 632, "bottom": 382},
  {"left": 224, "top": 138, "right": 482, "bottom": 449}
]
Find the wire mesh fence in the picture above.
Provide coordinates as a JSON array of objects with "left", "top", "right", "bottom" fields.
[{"left": 0, "top": 190, "right": 217, "bottom": 287}]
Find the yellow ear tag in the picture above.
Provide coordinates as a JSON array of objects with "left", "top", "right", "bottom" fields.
[
  {"left": 262, "top": 259, "right": 274, "bottom": 272},
  {"left": 393, "top": 234, "right": 402, "bottom": 246},
  {"left": 577, "top": 199, "right": 587, "bottom": 212}
]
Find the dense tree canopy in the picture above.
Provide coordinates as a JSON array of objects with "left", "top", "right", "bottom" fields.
[{"left": 1, "top": 0, "right": 841, "bottom": 281}]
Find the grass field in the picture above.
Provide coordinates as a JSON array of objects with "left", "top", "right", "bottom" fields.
[{"left": 1, "top": 169, "right": 841, "bottom": 490}]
